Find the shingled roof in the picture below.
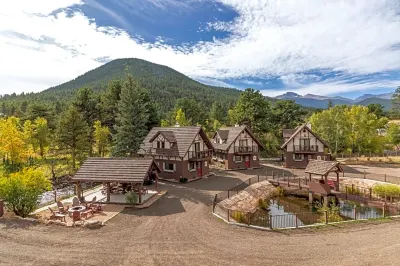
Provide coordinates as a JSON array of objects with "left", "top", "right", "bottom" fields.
[
  {"left": 149, "top": 131, "right": 177, "bottom": 143},
  {"left": 71, "top": 158, "right": 160, "bottom": 183},
  {"left": 305, "top": 160, "right": 343, "bottom": 176},
  {"left": 212, "top": 126, "right": 265, "bottom": 151},
  {"left": 281, "top": 124, "right": 330, "bottom": 149},
  {"left": 138, "top": 126, "right": 213, "bottom": 158},
  {"left": 282, "top": 129, "right": 296, "bottom": 139}
]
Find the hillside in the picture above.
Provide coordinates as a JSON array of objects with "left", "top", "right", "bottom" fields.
[
  {"left": 42, "top": 58, "right": 243, "bottom": 112},
  {"left": 0, "top": 58, "right": 242, "bottom": 114}
]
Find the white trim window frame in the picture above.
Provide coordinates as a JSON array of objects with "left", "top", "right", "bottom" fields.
[
  {"left": 293, "top": 154, "right": 304, "bottom": 161},
  {"left": 234, "top": 155, "right": 242, "bottom": 163},
  {"left": 188, "top": 162, "right": 196, "bottom": 172},
  {"left": 164, "top": 162, "right": 175, "bottom": 172}
]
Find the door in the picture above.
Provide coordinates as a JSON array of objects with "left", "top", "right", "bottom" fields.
[
  {"left": 245, "top": 156, "right": 250, "bottom": 168},
  {"left": 197, "top": 162, "right": 202, "bottom": 176}
]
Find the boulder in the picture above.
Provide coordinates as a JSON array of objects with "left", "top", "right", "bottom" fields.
[{"left": 83, "top": 220, "right": 103, "bottom": 229}]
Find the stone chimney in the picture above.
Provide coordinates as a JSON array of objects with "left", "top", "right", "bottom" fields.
[
  {"left": 175, "top": 122, "right": 180, "bottom": 127},
  {"left": 306, "top": 123, "right": 312, "bottom": 130},
  {"left": 234, "top": 124, "right": 240, "bottom": 127}
]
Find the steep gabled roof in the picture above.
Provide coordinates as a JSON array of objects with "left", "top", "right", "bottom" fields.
[
  {"left": 149, "top": 131, "right": 177, "bottom": 143},
  {"left": 305, "top": 160, "right": 343, "bottom": 176},
  {"left": 71, "top": 158, "right": 160, "bottom": 183},
  {"left": 212, "top": 126, "right": 265, "bottom": 151},
  {"left": 217, "top": 130, "right": 229, "bottom": 141},
  {"left": 138, "top": 126, "right": 213, "bottom": 158},
  {"left": 280, "top": 124, "right": 330, "bottom": 149}
]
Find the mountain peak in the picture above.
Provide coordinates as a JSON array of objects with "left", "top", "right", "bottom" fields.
[{"left": 276, "top": 92, "right": 301, "bottom": 98}]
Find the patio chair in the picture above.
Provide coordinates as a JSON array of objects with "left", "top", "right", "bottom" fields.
[
  {"left": 48, "top": 207, "right": 66, "bottom": 222},
  {"left": 87, "top": 196, "right": 97, "bottom": 208},
  {"left": 72, "top": 197, "right": 80, "bottom": 207},
  {"left": 72, "top": 211, "right": 84, "bottom": 226},
  {"left": 56, "top": 201, "right": 69, "bottom": 214}
]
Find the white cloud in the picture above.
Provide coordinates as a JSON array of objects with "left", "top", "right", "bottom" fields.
[{"left": 1, "top": 0, "right": 400, "bottom": 95}]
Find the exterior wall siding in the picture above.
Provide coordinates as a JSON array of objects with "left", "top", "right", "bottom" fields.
[
  {"left": 283, "top": 152, "right": 330, "bottom": 169},
  {"left": 154, "top": 158, "right": 210, "bottom": 181},
  {"left": 212, "top": 152, "right": 260, "bottom": 170}
]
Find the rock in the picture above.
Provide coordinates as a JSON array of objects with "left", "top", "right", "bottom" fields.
[
  {"left": 46, "top": 220, "right": 54, "bottom": 226},
  {"left": 83, "top": 220, "right": 103, "bottom": 229}
]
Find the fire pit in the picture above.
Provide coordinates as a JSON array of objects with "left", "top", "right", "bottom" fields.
[{"left": 68, "top": 206, "right": 86, "bottom": 216}]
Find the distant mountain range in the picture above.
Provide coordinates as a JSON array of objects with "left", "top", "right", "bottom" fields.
[{"left": 275, "top": 92, "right": 393, "bottom": 110}]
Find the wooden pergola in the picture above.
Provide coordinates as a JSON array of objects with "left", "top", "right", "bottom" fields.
[
  {"left": 71, "top": 158, "right": 161, "bottom": 204},
  {"left": 305, "top": 159, "right": 343, "bottom": 191}
]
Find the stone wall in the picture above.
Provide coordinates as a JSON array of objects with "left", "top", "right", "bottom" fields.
[{"left": 217, "top": 181, "right": 277, "bottom": 213}]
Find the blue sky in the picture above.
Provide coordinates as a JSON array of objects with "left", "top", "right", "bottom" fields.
[{"left": 1, "top": 0, "right": 400, "bottom": 98}]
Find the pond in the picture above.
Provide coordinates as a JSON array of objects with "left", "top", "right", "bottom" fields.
[{"left": 248, "top": 195, "right": 387, "bottom": 229}]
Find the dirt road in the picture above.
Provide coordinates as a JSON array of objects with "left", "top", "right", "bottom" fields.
[{"left": 1, "top": 174, "right": 400, "bottom": 266}]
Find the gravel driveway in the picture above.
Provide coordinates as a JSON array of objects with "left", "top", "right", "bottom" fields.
[{"left": 1, "top": 172, "right": 400, "bottom": 266}]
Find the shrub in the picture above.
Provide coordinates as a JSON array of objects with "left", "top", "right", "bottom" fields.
[
  {"left": 0, "top": 168, "right": 51, "bottom": 217},
  {"left": 231, "top": 211, "right": 248, "bottom": 223},
  {"left": 316, "top": 200, "right": 343, "bottom": 223},
  {"left": 125, "top": 191, "right": 138, "bottom": 204},
  {"left": 179, "top": 177, "right": 188, "bottom": 183},
  {"left": 373, "top": 184, "right": 400, "bottom": 201},
  {"left": 258, "top": 199, "right": 269, "bottom": 210},
  {"left": 276, "top": 187, "right": 285, "bottom": 197}
]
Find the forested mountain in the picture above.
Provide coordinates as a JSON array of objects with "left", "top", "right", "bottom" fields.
[
  {"left": 276, "top": 92, "right": 392, "bottom": 110},
  {"left": 0, "top": 58, "right": 241, "bottom": 116}
]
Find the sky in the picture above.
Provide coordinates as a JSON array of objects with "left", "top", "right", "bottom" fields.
[{"left": 1, "top": 0, "right": 400, "bottom": 99}]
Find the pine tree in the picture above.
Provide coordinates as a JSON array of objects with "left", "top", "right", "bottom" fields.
[
  {"left": 57, "top": 107, "right": 90, "bottom": 170},
  {"left": 72, "top": 87, "right": 99, "bottom": 156},
  {"left": 112, "top": 76, "right": 151, "bottom": 156},
  {"left": 100, "top": 80, "right": 122, "bottom": 134}
]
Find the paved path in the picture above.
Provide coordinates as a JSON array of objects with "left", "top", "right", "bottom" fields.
[{"left": 2, "top": 171, "right": 400, "bottom": 266}]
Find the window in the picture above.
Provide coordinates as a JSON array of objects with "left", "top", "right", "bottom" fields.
[
  {"left": 194, "top": 142, "right": 200, "bottom": 152},
  {"left": 157, "top": 141, "right": 165, "bottom": 149},
  {"left": 239, "top": 139, "right": 248, "bottom": 147},
  {"left": 164, "top": 163, "right": 175, "bottom": 172},
  {"left": 188, "top": 162, "right": 195, "bottom": 171},
  {"left": 293, "top": 154, "right": 303, "bottom": 161},
  {"left": 235, "top": 155, "right": 242, "bottom": 162}
]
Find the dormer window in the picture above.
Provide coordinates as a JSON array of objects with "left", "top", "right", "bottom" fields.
[{"left": 157, "top": 141, "right": 165, "bottom": 149}]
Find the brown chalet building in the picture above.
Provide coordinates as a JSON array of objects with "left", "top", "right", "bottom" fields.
[
  {"left": 281, "top": 124, "right": 331, "bottom": 169},
  {"left": 211, "top": 125, "right": 265, "bottom": 170},
  {"left": 138, "top": 126, "right": 213, "bottom": 181}
]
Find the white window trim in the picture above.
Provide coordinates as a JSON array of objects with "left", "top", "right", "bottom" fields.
[
  {"left": 293, "top": 154, "right": 304, "bottom": 161},
  {"left": 235, "top": 156, "right": 242, "bottom": 163},
  {"left": 164, "top": 162, "right": 176, "bottom": 173},
  {"left": 188, "top": 162, "right": 196, "bottom": 172}
]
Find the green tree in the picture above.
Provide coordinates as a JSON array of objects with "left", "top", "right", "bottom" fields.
[
  {"left": 0, "top": 168, "right": 51, "bottom": 217},
  {"left": 271, "top": 100, "right": 306, "bottom": 130},
  {"left": 173, "top": 98, "right": 207, "bottom": 126},
  {"left": 93, "top": 120, "right": 110, "bottom": 157},
  {"left": 113, "top": 76, "right": 151, "bottom": 156},
  {"left": 367, "top": 103, "right": 385, "bottom": 119},
  {"left": 387, "top": 123, "right": 400, "bottom": 149},
  {"left": 72, "top": 87, "right": 99, "bottom": 156},
  {"left": 100, "top": 80, "right": 122, "bottom": 134},
  {"left": 210, "top": 102, "right": 227, "bottom": 124},
  {"left": 392, "top": 86, "right": 400, "bottom": 114},
  {"left": 229, "top": 88, "right": 271, "bottom": 133},
  {"left": 57, "top": 107, "right": 90, "bottom": 170},
  {"left": 33, "top": 117, "right": 49, "bottom": 157},
  {"left": 175, "top": 108, "right": 190, "bottom": 126}
]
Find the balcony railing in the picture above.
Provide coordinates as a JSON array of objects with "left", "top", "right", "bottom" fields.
[
  {"left": 188, "top": 150, "right": 213, "bottom": 160},
  {"left": 294, "top": 145, "right": 319, "bottom": 152},
  {"left": 234, "top": 146, "right": 259, "bottom": 154}
]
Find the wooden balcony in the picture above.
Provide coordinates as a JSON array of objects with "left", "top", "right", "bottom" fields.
[
  {"left": 234, "top": 146, "right": 259, "bottom": 154},
  {"left": 188, "top": 150, "right": 213, "bottom": 161},
  {"left": 294, "top": 145, "right": 319, "bottom": 153}
]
